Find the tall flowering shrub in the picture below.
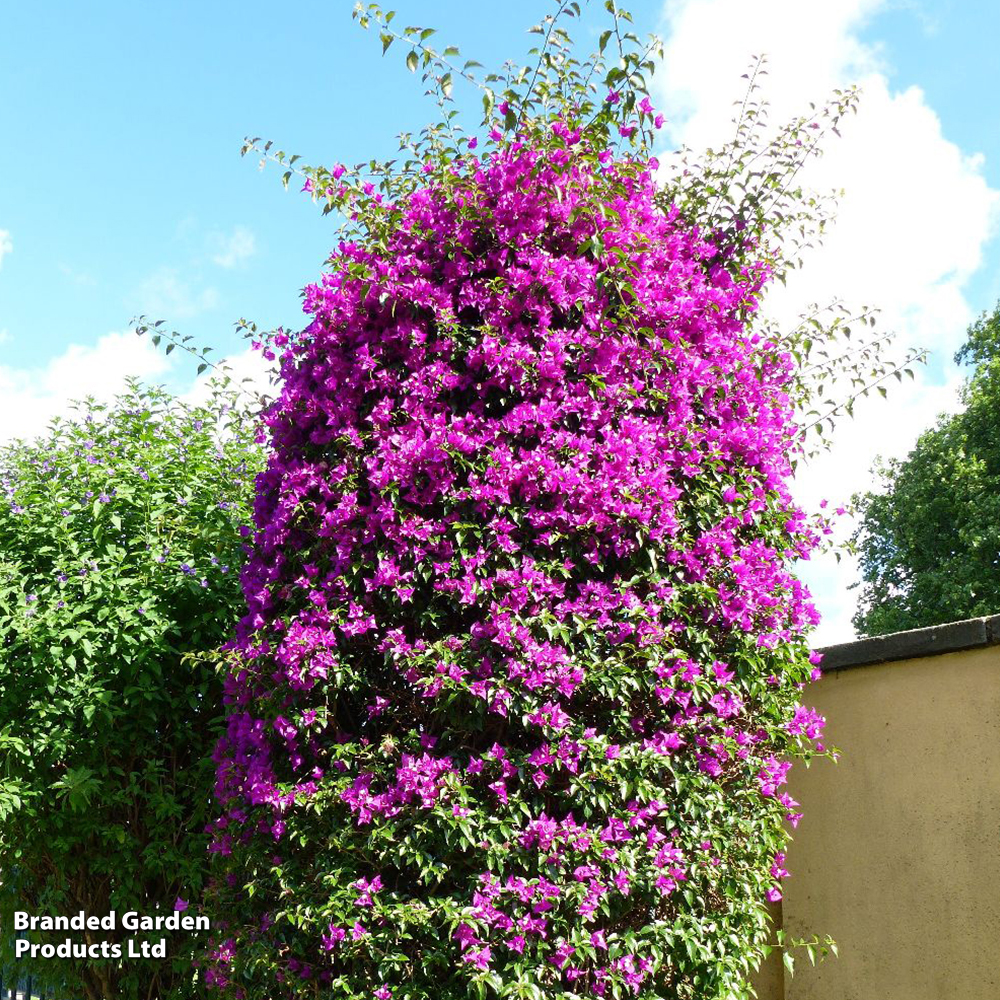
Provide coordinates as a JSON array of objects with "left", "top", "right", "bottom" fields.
[{"left": 205, "top": 5, "right": 886, "bottom": 997}]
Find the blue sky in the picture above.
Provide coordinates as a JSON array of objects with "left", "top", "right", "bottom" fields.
[
  {"left": 859, "top": 0, "right": 1000, "bottom": 311},
  {"left": 0, "top": 1, "right": 618, "bottom": 371},
  {"left": 2, "top": 0, "right": 998, "bottom": 640}
]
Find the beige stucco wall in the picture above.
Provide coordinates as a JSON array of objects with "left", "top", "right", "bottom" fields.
[{"left": 754, "top": 644, "right": 1000, "bottom": 1000}]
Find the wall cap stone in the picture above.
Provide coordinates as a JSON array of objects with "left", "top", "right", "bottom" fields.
[{"left": 818, "top": 614, "right": 1000, "bottom": 672}]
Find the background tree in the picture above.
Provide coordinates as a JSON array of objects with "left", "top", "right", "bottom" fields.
[
  {"left": 0, "top": 377, "right": 263, "bottom": 1000},
  {"left": 852, "top": 303, "right": 1000, "bottom": 636}
]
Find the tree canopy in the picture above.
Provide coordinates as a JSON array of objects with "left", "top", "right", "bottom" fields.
[{"left": 852, "top": 303, "right": 1000, "bottom": 636}]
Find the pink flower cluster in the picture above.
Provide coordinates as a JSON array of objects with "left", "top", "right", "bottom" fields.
[
  {"left": 450, "top": 801, "right": 686, "bottom": 993},
  {"left": 209, "top": 125, "right": 826, "bottom": 995}
]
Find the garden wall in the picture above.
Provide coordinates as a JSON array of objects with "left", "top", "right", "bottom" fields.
[{"left": 754, "top": 615, "right": 1000, "bottom": 1000}]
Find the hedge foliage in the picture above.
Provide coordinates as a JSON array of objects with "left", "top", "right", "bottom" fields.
[{"left": 0, "top": 380, "right": 261, "bottom": 1000}]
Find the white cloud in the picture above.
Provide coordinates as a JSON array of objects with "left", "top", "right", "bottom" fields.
[
  {"left": 181, "top": 345, "right": 278, "bottom": 412},
  {"left": 792, "top": 373, "right": 966, "bottom": 645},
  {"left": 210, "top": 225, "right": 256, "bottom": 269},
  {"left": 656, "top": 0, "right": 1000, "bottom": 643},
  {"left": 134, "top": 267, "right": 219, "bottom": 320},
  {"left": 0, "top": 331, "right": 172, "bottom": 446},
  {"left": 0, "top": 229, "right": 12, "bottom": 269},
  {"left": 0, "top": 333, "right": 276, "bottom": 454}
]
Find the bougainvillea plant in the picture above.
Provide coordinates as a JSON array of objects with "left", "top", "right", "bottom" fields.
[{"left": 205, "top": 3, "right": 914, "bottom": 997}]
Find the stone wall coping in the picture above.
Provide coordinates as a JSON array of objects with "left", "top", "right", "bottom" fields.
[{"left": 818, "top": 614, "right": 1000, "bottom": 672}]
